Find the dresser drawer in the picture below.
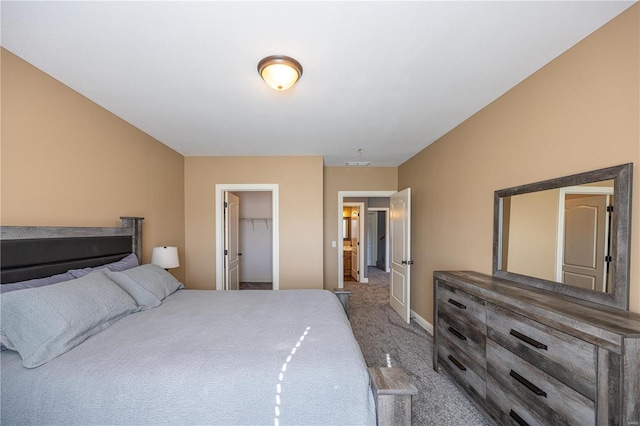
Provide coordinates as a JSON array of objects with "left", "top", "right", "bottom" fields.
[
  {"left": 437, "top": 310, "right": 485, "bottom": 369},
  {"left": 437, "top": 281, "right": 486, "bottom": 328},
  {"left": 487, "top": 340, "right": 595, "bottom": 425},
  {"left": 487, "top": 304, "right": 597, "bottom": 400},
  {"left": 438, "top": 334, "right": 486, "bottom": 399},
  {"left": 486, "top": 375, "right": 551, "bottom": 426}
]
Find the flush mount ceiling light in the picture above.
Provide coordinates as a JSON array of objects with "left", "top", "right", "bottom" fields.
[{"left": 257, "top": 55, "right": 303, "bottom": 90}]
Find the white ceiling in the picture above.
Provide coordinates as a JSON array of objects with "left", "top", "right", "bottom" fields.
[{"left": 1, "top": 1, "right": 636, "bottom": 166}]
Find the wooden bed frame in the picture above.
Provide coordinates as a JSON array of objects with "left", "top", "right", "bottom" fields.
[
  {"left": 0, "top": 216, "right": 416, "bottom": 425},
  {"left": 1, "top": 217, "right": 143, "bottom": 284}
]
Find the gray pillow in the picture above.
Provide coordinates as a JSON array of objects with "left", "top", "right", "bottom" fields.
[
  {"left": 68, "top": 253, "right": 139, "bottom": 278},
  {"left": 0, "top": 270, "right": 137, "bottom": 368},
  {"left": 104, "top": 269, "right": 161, "bottom": 311},
  {"left": 0, "top": 271, "right": 76, "bottom": 294},
  {"left": 105, "top": 264, "right": 183, "bottom": 302}
]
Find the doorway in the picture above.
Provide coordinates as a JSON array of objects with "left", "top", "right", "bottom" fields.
[
  {"left": 367, "top": 208, "right": 390, "bottom": 272},
  {"left": 237, "top": 191, "right": 273, "bottom": 290},
  {"left": 337, "top": 191, "right": 395, "bottom": 291},
  {"left": 344, "top": 202, "right": 365, "bottom": 283},
  {"left": 215, "top": 184, "right": 279, "bottom": 291},
  {"left": 337, "top": 190, "right": 412, "bottom": 324}
]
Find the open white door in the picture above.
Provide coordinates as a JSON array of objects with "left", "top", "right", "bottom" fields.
[
  {"left": 224, "top": 192, "right": 240, "bottom": 290},
  {"left": 390, "top": 188, "right": 412, "bottom": 323}
]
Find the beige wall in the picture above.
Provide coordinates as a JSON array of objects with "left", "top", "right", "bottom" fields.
[
  {"left": 0, "top": 49, "right": 186, "bottom": 281},
  {"left": 399, "top": 4, "right": 640, "bottom": 322},
  {"left": 323, "top": 167, "right": 398, "bottom": 289},
  {"left": 184, "top": 156, "right": 323, "bottom": 290},
  {"left": 3, "top": 5, "right": 637, "bottom": 314}
]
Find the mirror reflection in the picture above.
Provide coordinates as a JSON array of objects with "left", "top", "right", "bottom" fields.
[
  {"left": 500, "top": 180, "right": 614, "bottom": 293},
  {"left": 494, "top": 163, "right": 631, "bottom": 310},
  {"left": 343, "top": 217, "right": 350, "bottom": 240}
]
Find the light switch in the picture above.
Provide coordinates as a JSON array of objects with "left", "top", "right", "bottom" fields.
[{"left": 332, "top": 241, "right": 337, "bottom": 247}]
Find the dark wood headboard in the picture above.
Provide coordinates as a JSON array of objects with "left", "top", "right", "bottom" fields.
[{"left": 1, "top": 217, "right": 143, "bottom": 284}]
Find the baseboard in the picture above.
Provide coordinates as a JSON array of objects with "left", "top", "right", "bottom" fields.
[
  {"left": 410, "top": 309, "right": 433, "bottom": 335},
  {"left": 360, "top": 277, "right": 369, "bottom": 283}
]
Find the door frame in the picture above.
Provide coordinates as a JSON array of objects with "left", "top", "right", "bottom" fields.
[
  {"left": 344, "top": 201, "right": 365, "bottom": 283},
  {"left": 555, "top": 185, "right": 613, "bottom": 286},
  {"left": 368, "top": 207, "right": 390, "bottom": 272},
  {"left": 216, "top": 184, "right": 279, "bottom": 290},
  {"left": 337, "top": 191, "right": 396, "bottom": 289}
]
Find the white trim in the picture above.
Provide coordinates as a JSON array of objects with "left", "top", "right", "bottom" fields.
[
  {"left": 555, "top": 186, "right": 614, "bottom": 283},
  {"left": 337, "top": 191, "right": 396, "bottom": 289},
  {"left": 410, "top": 309, "right": 433, "bottom": 336},
  {"left": 216, "top": 184, "right": 279, "bottom": 291}
]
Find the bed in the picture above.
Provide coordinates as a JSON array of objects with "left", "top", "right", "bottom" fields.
[{"left": 1, "top": 218, "right": 376, "bottom": 425}]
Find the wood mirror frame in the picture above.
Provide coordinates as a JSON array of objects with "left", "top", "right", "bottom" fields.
[{"left": 493, "top": 163, "right": 633, "bottom": 310}]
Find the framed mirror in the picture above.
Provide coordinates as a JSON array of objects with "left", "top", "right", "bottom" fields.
[
  {"left": 343, "top": 217, "right": 350, "bottom": 240},
  {"left": 493, "top": 163, "right": 632, "bottom": 310}
]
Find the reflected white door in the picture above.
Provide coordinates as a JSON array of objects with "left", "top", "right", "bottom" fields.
[
  {"left": 224, "top": 192, "right": 240, "bottom": 290},
  {"left": 563, "top": 194, "right": 609, "bottom": 291},
  {"left": 390, "top": 188, "right": 411, "bottom": 323}
]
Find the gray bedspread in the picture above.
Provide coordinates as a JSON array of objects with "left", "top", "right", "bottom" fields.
[{"left": 1, "top": 289, "right": 376, "bottom": 425}]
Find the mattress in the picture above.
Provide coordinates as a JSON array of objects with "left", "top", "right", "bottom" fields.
[{"left": 1, "top": 289, "right": 375, "bottom": 425}]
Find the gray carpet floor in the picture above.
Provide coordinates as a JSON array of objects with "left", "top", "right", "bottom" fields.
[
  {"left": 239, "top": 282, "right": 272, "bottom": 290},
  {"left": 347, "top": 267, "right": 490, "bottom": 426}
]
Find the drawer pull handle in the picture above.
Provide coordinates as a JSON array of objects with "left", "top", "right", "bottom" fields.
[
  {"left": 510, "top": 329, "right": 548, "bottom": 350},
  {"left": 448, "top": 355, "right": 466, "bottom": 371},
  {"left": 448, "top": 327, "right": 467, "bottom": 341},
  {"left": 509, "top": 409, "right": 530, "bottom": 426},
  {"left": 510, "top": 370, "right": 547, "bottom": 398},
  {"left": 448, "top": 298, "right": 467, "bottom": 310}
]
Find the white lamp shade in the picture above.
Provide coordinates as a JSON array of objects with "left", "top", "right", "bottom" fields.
[
  {"left": 261, "top": 63, "right": 300, "bottom": 90},
  {"left": 151, "top": 246, "right": 180, "bottom": 269}
]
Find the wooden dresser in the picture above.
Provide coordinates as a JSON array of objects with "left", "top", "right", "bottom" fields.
[{"left": 433, "top": 271, "right": 640, "bottom": 425}]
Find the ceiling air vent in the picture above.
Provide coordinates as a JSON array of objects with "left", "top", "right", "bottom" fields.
[{"left": 345, "top": 161, "right": 371, "bottom": 167}]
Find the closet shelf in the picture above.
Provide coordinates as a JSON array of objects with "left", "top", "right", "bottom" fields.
[{"left": 240, "top": 218, "right": 272, "bottom": 230}]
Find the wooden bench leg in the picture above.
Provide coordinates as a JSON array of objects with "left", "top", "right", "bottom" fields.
[
  {"left": 369, "top": 367, "right": 418, "bottom": 426},
  {"left": 333, "top": 288, "right": 351, "bottom": 318}
]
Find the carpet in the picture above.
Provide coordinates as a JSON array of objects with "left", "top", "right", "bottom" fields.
[
  {"left": 239, "top": 282, "right": 272, "bottom": 290},
  {"left": 347, "top": 267, "right": 489, "bottom": 425}
]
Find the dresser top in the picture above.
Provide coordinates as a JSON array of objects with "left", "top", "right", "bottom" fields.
[{"left": 434, "top": 270, "right": 640, "bottom": 352}]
